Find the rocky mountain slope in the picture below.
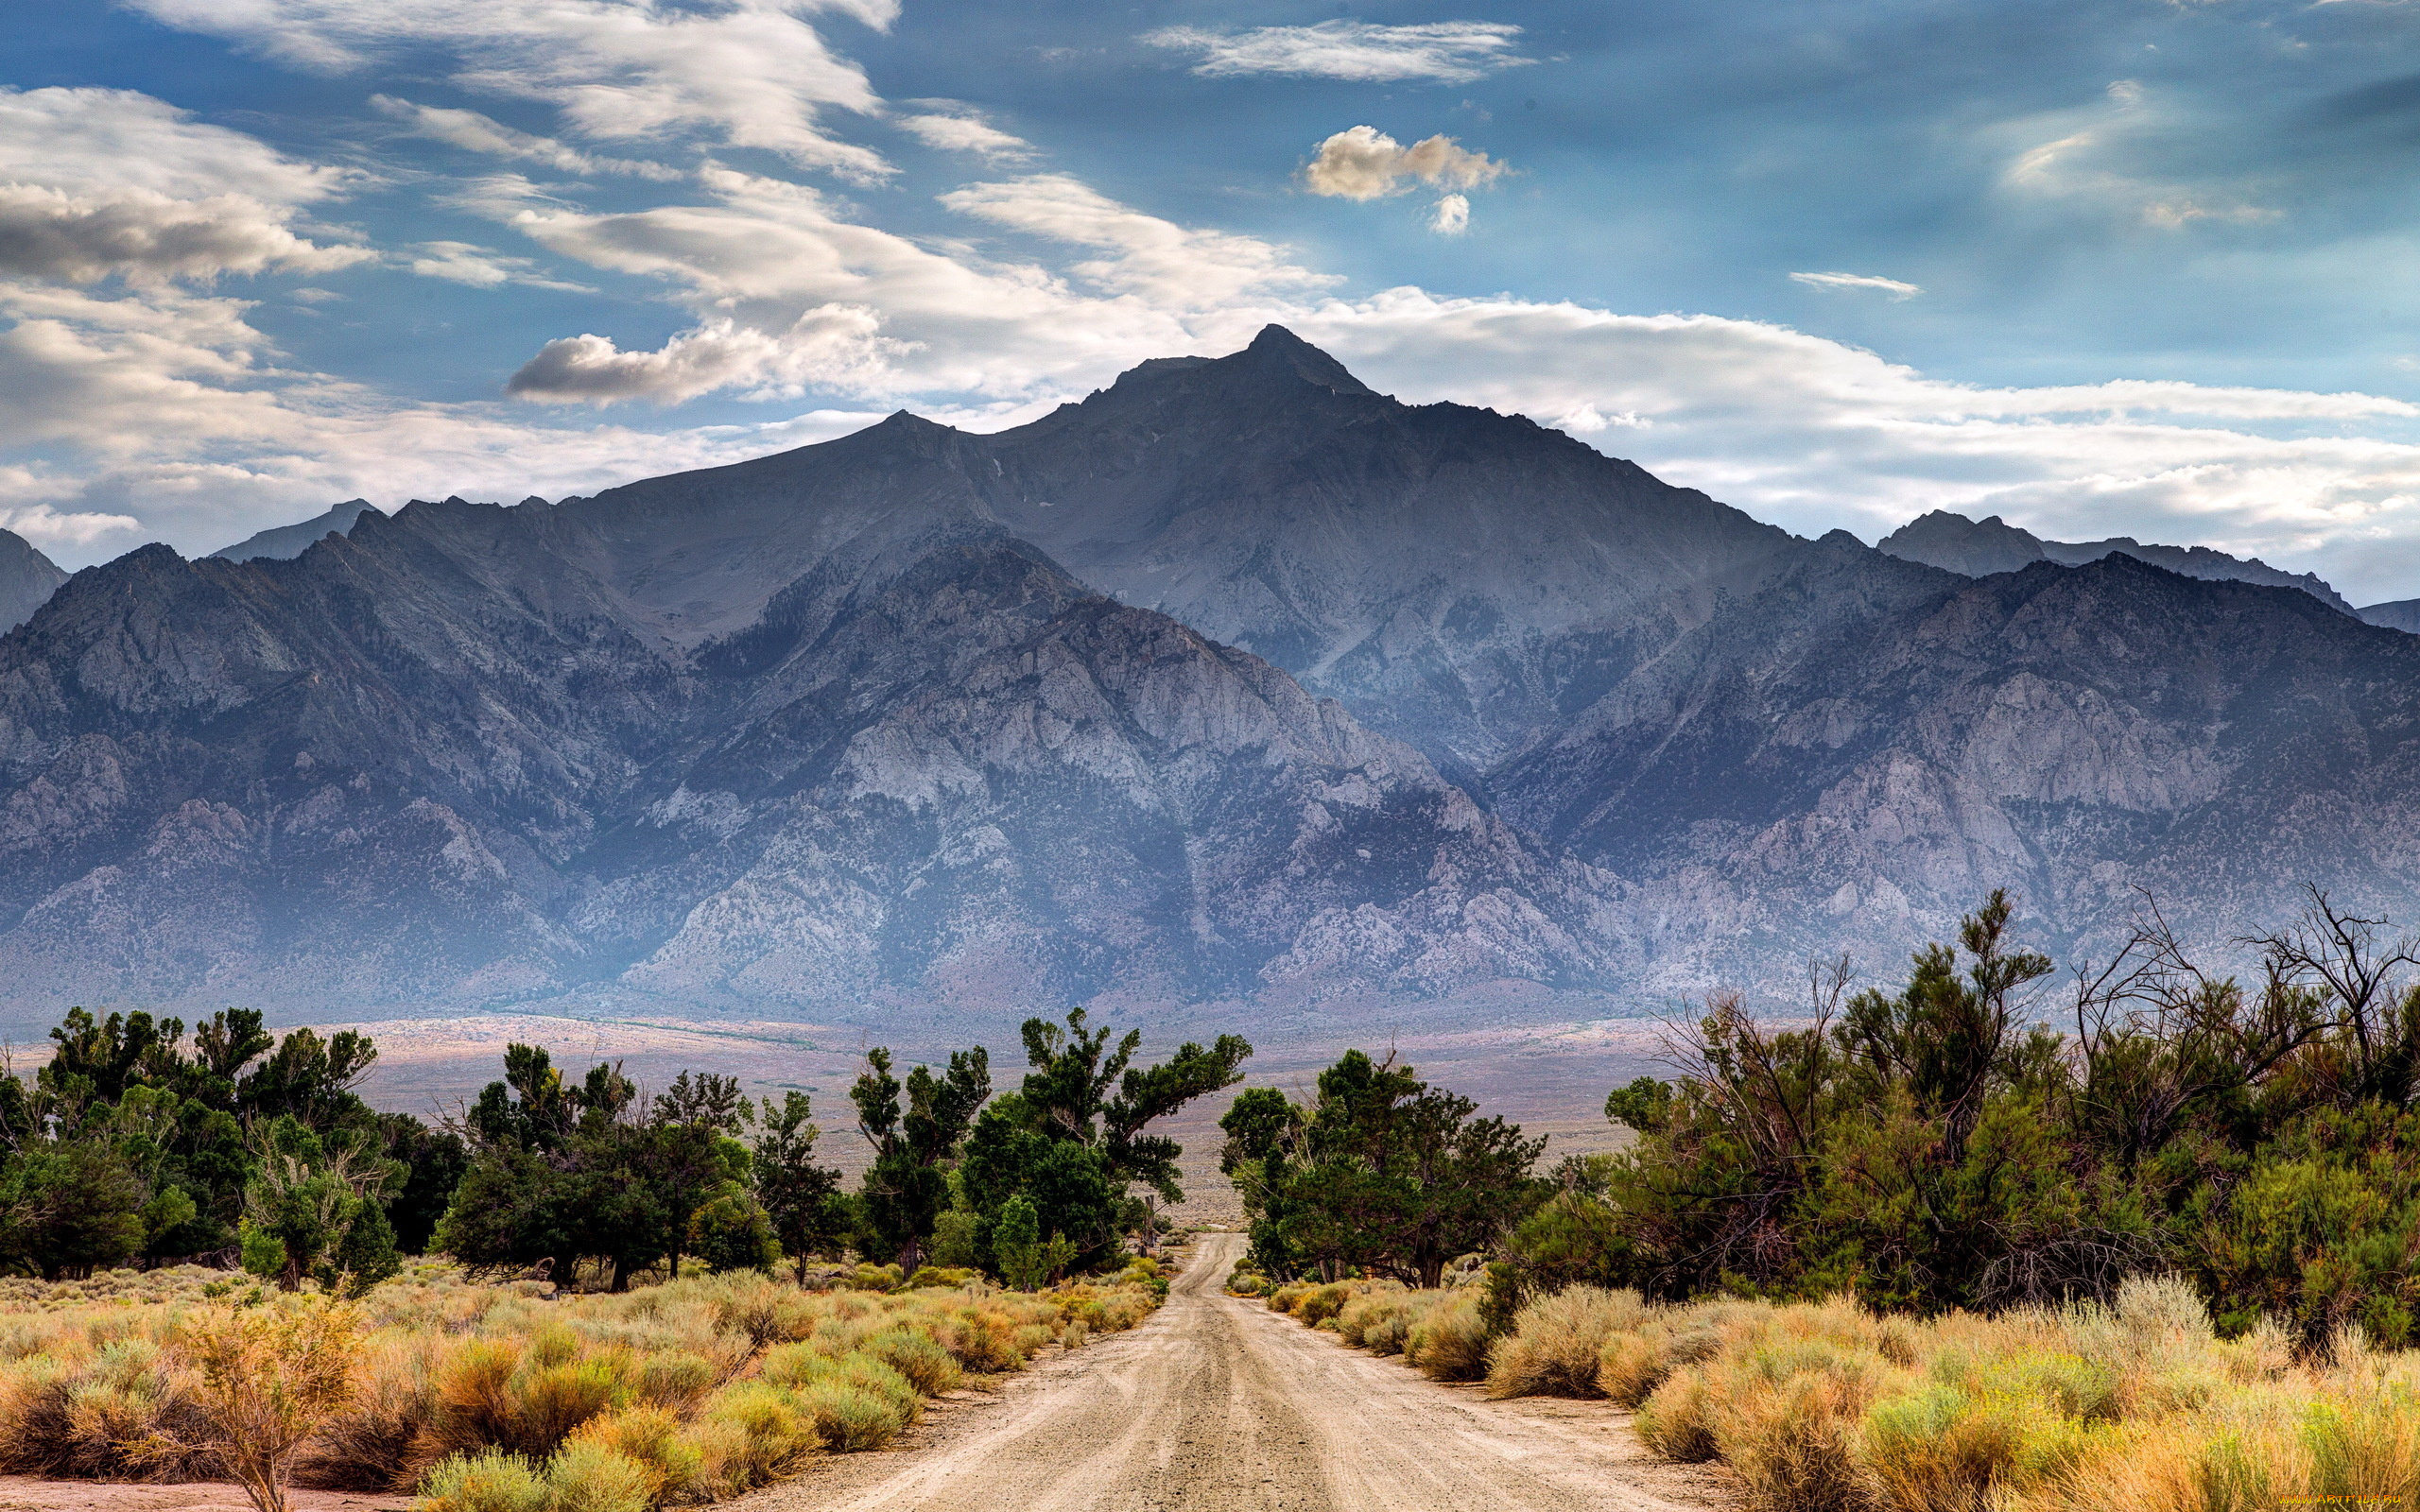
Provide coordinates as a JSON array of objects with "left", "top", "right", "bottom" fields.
[
  {"left": 0, "top": 528, "right": 66, "bottom": 632},
  {"left": 552, "top": 327, "right": 1799, "bottom": 776},
  {"left": 5, "top": 329, "right": 2418, "bottom": 1023},
  {"left": 1495, "top": 546, "right": 2420, "bottom": 985},
  {"left": 2360, "top": 597, "right": 2420, "bottom": 634},
  {"left": 0, "top": 489, "right": 1616, "bottom": 1023},
  {"left": 1880, "top": 508, "right": 2356, "bottom": 614},
  {"left": 211, "top": 499, "right": 384, "bottom": 562}
]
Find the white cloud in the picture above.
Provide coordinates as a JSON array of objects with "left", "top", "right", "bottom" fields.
[
  {"left": 1428, "top": 193, "right": 1470, "bottom": 236},
  {"left": 896, "top": 105, "right": 1033, "bottom": 162},
  {"left": 940, "top": 175, "right": 1334, "bottom": 307},
  {"left": 0, "top": 87, "right": 370, "bottom": 285},
  {"left": 0, "top": 489, "right": 141, "bottom": 554},
  {"left": 0, "top": 86, "right": 352, "bottom": 203},
  {"left": 1789, "top": 270, "right": 1922, "bottom": 300},
  {"left": 0, "top": 183, "right": 371, "bottom": 284},
  {"left": 1997, "top": 84, "right": 2278, "bottom": 231},
  {"left": 1288, "top": 291, "right": 2420, "bottom": 600},
  {"left": 371, "top": 95, "right": 683, "bottom": 180},
  {"left": 407, "top": 240, "right": 597, "bottom": 292},
  {"left": 1143, "top": 20, "right": 1532, "bottom": 84},
  {"left": 510, "top": 309, "right": 908, "bottom": 404},
  {"left": 130, "top": 0, "right": 896, "bottom": 180},
  {"left": 1302, "top": 126, "right": 1505, "bottom": 201},
  {"left": 491, "top": 167, "right": 1328, "bottom": 404}
]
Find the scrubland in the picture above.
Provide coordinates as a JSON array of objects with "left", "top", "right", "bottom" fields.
[
  {"left": 0, "top": 1258, "right": 1165, "bottom": 1512},
  {"left": 1260, "top": 1270, "right": 2420, "bottom": 1512}
]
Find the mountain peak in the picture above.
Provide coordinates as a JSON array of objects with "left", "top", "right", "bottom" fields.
[{"left": 1236, "top": 324, "right": 1374, "bottom": 396}]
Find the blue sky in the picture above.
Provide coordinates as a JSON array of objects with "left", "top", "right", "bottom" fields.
[{"left": 9, "top": 0, "right": 2420, "bottom": 601}]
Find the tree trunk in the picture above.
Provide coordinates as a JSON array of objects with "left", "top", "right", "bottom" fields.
[{"left": 611, "top": 1254, "right": 632, "bottom": 1292}]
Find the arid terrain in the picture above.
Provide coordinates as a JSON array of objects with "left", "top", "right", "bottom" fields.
[
  {"left": 751, "top": 1232, "right": 1731, "bottom": 1512},
  {"left": 334, "top": 1011, "right": 1662, "bottom": 1224}
]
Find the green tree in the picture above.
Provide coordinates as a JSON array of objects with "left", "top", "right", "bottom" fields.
[
  {"left": 1221, "top": 1049, "right": 1544, "bottom": 1287},
  {"left": 0, "top": 1140, "right": 147, "bottom": 1280},
  {"left": 852, "top": 1046, "right": 990, "bottom": 1268},
  {"left": 752, "top": 1091, "right": 846, "bottom": 1280},
  {"left": 238, "top": 1116, "right": 398, "bottom": 1293},
  {"left": 962, "top": 1009, "right": 1251, "bottom": 1278}
]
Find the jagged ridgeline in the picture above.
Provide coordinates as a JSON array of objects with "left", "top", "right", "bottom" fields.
[{"left": 7, "top": 326, "right": 2420, "bottom": 1023}]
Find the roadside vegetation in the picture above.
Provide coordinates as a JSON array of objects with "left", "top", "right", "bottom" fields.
[
  {"left": 1236, "top": 887, "right": 2420, "bottom": 1512},
  {"left": 0, "top": 1003, "right": 1233, "bottom": 1509}
]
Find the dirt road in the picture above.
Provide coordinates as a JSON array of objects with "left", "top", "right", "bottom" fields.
[{"left": 754, "top": 1232, "right": 1730, "bottom": 1512}]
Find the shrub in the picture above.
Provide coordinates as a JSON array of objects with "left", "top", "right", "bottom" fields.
[
  {"left": 565, "top": 1406, "right": 700, "bottom": 1503},
  {"left": 416, "top": 1451, "right": 549, "bottom": 1512},
  {"left": 164, "top": 1296, "right": 361, "bottom": 1512},
  {"left": 1405, "top": 1293, "right": 1491, "bottom": 1383},
  {"left": 543, "top": 1439, "right": 654, "bottom": 1512},
  {"left": 856, "top": 1329, "right": 963, "bottom": 1397},
  {"left": 1294, "top": 1283, "right": 1353, "bottom": 1326},
  {"left": 1486, "top": 1286, "right": 1649, "bottom": 1400},
  {"left": 692, "top": 1383, "right": 819, "bottom": 1490},
  {"left": 1636, "top": 1368, "right": 1720, "bottom": 1461}
]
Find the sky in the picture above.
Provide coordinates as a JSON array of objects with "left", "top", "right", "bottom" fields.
[{"left": 9, "top": 1, "right": 2420, "bottom": 602}]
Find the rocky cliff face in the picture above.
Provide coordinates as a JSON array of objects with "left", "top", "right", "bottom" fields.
[
  {"left": 1881, "top": 508, "right": 2357, "bottom": 615},
  {"left": 0, "top": 529, "right": 66, "bottom": 633}
]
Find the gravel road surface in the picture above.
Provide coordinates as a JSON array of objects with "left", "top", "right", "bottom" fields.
[{"left": 752, "top": 1231, "right": 1731, "bottom": 1512}]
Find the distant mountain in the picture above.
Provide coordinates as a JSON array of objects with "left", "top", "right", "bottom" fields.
[
  {"left": 1879, "top": 509, "right": 2356, "bottom": 614},
  {"left": 1495, "top": 546, "right": 2420, "bottom": 987},
  {"left": 0, "top": 528, "right": 66, "bottom": 632},
  {"left": 2360, "top": 598, "right": 2420, "bottom": 634},
  {"left": 9, "top": 330, "right": 2420, "bottom": 1025},
  {"left": 558, "top": 325, "right": 1798, "bottom": 777},
  {"left": 211, "top": 499, "right": 383, "bottom": 562},
  {"left": 0, "top": 483, "right": 1616, "bottom": 1022}
]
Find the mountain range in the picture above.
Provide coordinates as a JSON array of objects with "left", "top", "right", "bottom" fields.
[{"left": 5, "top": 326, "right": 2420, "bottom": 1030}]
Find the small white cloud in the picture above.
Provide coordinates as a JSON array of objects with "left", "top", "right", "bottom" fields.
[
  {"left": 407, "top": 240, "right": 596, "bottom": 293},
  {"left": 1428, "top": 194, "right": 1470, "bottom": 235},
  {"left": 0, "top": 498, "right": 142, "bottom": 551},
  {"left": 896, "top": 105, "right": 1034, "bottom": 162},
  {"left": 2106, "top": 78, "right": 2145, "bottom": 107},
  {"left": 289, "top": 286, "right": 343, "bottom": 303},
  {"left": 1143, "top": 20, "right": 1531, "bottom": 84},
  {"left": 372, "top": 95, "right": 683, "bottom": 180},
  {"left": 1789, "top": 270, "right": 1923, "bottom": 300},
  {"left": 1304, "top": 126, "right": 1505, "bottom": 201}
]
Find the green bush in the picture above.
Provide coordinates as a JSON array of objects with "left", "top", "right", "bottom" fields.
[{"left": 418, "top": 1451, "right": 551, "bottom": 1512}]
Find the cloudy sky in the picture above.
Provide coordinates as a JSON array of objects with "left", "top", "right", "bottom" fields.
[{"left": 9, "top": 1, "right": 2420, "bottom": 601}]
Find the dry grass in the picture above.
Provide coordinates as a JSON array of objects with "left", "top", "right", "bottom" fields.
[
  {"left": 0, "top": 1259, "right": 1167, "bottom": 1510},
  {"left": 1484, "top": 1285, "right": 1650, "bottom": 1400},
  {"left": 1264, "top": 1278, "right": 1492, "bottom": 1382},
  {"left": 1584, "top": 1275, "right": 2420, "bottom": 1512}
]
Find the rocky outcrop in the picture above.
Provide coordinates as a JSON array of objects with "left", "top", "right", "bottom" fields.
[{"left": 0, "top": 528, "right": 66, "bottom": 633}]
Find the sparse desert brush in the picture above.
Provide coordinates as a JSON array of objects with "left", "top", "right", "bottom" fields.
[
  {"left": 1267, "top": 1281, "right": 1314, "bottom": 1314},
  {"left": 416, "top": 1449, "right": 551, "bottom": 1512},
  {"left": 1404, "top": 1292, "right": 1491, "bottom": 1383},
  {"left": 1293, "top": 1283, "right": 1353, "bottom": 1326},
  {"left": 1486, "top": 1285, "right": 1651, "bottom": 1400},
  {"left": 0, "top": 1256, "right": 1163, "bottom": 1510}
]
